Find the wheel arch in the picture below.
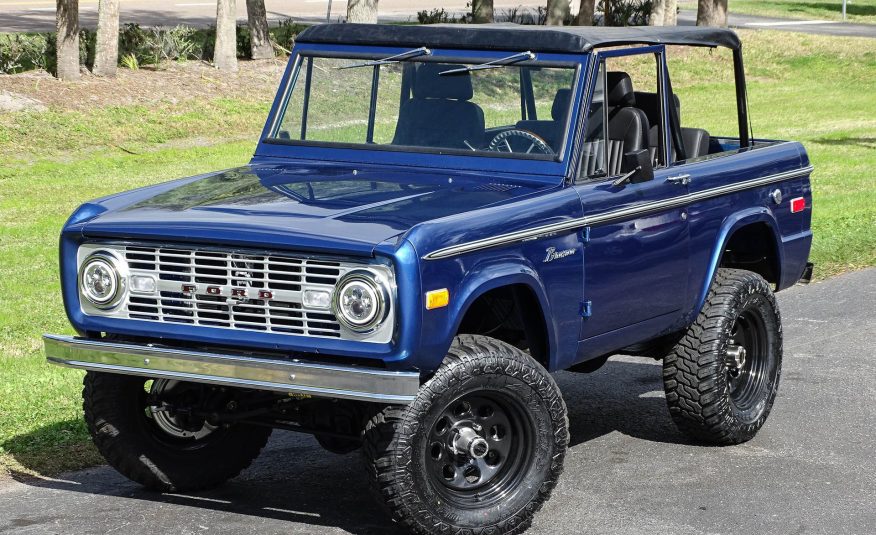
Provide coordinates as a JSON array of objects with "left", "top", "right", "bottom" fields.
[
  {"left": 694, "top": 208, "right": 784, "bottom": 320},
  {"left": 448, "top": 265, "right": 556, "bottom": 371}
]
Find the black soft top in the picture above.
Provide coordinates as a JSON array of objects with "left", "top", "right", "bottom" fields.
[{"left": 295, "top": 23, "right": 742, "bottom": 54}]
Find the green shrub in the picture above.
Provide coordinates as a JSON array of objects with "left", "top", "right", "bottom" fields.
[
  {"left": 416, "top": 8, "right": 469, "bottom": 24},
  {"left": 495, "top": 6, "right": 548, "bottom": 24},
  {"left": 236, "top": 24, "right": 252, "bottom": 59},
  {"left": 599, "top": 0, "right": 653, "bottom": 26},
  {"left": 120, "top": 52, "right": 139, "bottom": 70},
  {"left": 80, "top": 28, "right": 96, "bottom": 68},
  {"left": 119, "top": 24, "right": 205, "bottom": 66},
  {"left": 1, "top": 19, "right": 304, "bottom": 75},
  {"left": 270, "top": 18, "right": 306, "bottom": 54},
  {"left": 0, "top": 33, "right": 53, "bottom": 74}
]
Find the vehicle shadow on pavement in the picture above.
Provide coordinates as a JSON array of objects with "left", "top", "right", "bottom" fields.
[
  {"left": 6, "top": 357, "right": 690, "bottom": 534},
  {"left": 555, "top": 356, "right": 694, "bottom": 448},
  {"left": 9, "top": 436, "right": 404, "bottom": 535}
]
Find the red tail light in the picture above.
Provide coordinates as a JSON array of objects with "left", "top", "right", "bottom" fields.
[{"left": 790, "top": 197, "right": 806, "bottom": 213}]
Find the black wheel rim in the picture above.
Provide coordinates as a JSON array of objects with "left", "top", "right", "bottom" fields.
[
  {"left": 726, "top": 303, "right": 775, "bottom": 420},
  {"left": 424, "top": 391, "right": 534, "bottom": 508}
]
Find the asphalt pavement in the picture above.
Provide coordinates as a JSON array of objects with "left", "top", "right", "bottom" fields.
[
  {"left": 0, "top": 0, "right": 874, "bottom": 38},
  {"left": 1, "top": 268, "right": 874, "bottom": 534}
]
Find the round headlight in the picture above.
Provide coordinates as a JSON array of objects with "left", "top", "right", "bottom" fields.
[
  {"left": 332, "top": 270, "right": 389, "bottom": 333},
  {"left": 80, "top": 252, "right": 125, "bottom": 309}
]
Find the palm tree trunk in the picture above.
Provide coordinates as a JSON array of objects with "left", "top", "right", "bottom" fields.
[
  {"left": 649, "top": 0, "right": 666, "bottom": 26},
  {"left": 471, "top": 0, "right": 494, "bottom": 23},
  {"left": 55, "top": 0, "right": 80, "bottom": 80},
  {"left": 214, "top": 0, "right": 238, "bottom": 71},
  {"left": 347, "top": 0, "right": 378, "bottom": 23},
  {"left": 546, "top": 0, "right": 570, "bottom": 25},
  {"left": 696, "top": 0, "right": 728, "bottom": 27},
  {"left": 573, "top": 0, "right": 595, "bottom": 25},
  {"left": 93, "top": 0, "right": 119, "bottom": 76},
  {"left": 246, "top": 0, "right": 274, "bottom": 60},
  {"left": 664, "top": 0, "right": 678, "bottom": 25}
]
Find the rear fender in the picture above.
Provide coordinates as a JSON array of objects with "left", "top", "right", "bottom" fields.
[{"left": 693, "top": 208, "right": 783, "bottom": 321}]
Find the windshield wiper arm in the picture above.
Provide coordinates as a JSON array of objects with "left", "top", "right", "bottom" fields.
[
  {"left": 338, "top": 47, "right": 432, "bottom": 69},
  {"left": 439, "top": 51, "right": 536, "bottom": 76}
]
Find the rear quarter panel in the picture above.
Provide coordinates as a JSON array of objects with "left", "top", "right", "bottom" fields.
[{"left": 685, "top": 141, "right": 812, "bottom": 320}]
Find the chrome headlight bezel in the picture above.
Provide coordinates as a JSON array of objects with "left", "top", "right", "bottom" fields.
[
  {"left": 332, "top": 269, "right": 390, "bottom": 334},
  {"left": 79, "top": 251, "right": 127, "bottom": 310}
]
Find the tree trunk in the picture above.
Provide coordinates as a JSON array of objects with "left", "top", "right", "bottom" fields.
[
  {"left": 696, "top": 0, "right": 728, "bottom": 27},
  {"left": 346, "top": 0, "right": 378, "bottom": 23},
  {"left": 246, "top": 0, "right": 274, "bottom": 59},
  {"left": 214, "top": 0, "right": 238, "bottom": 71},
  {"left": 471, "top": 0, "right": 494, "bottom": 23},
  {"left": 55, "top": 0, "right": 80, "bottom": 80},
  {"left": 546, "top": 0, "right": 570, "bottom": 25},
  {"left": 93, "top": 0, "right": 119, "bottom": 76},
  {"left": 572, "top": 0, "right": 595, "bottom": 25},
  {"left": 604, "top": 0, "right": 613, "bottom": 26},
  {"left": 649, "top": 0, "right": 666, "bottom": 25},
  {"left": 664, "top": 0, "right": 678, "bottom": 25}
]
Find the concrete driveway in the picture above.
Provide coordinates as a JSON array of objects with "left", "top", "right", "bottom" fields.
[{"left": 1, "top": 268, "right": 874, "bottom": 534}]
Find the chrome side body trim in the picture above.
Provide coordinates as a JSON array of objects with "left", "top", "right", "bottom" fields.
[
  {"left": 44, "top": 334, "right": 420, "bottom": 403},
  {"left": 423, "top": 166, "right": 814, "bottom": 260}
]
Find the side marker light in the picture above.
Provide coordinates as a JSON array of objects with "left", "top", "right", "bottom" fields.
[{"left": 426, "top": 289, "right": 449, "bottom": 310}]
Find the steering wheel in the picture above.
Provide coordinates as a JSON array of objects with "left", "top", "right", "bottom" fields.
[{"left": 487, "top": 129, "right": 554, "bottom": 155}]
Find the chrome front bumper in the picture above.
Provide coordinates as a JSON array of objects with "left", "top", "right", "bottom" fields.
[{"left": 44, "top": 334, "right": 420, "bottom": 404}]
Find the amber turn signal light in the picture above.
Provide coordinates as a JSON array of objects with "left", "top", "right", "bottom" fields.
[{"left": 425, "top": 289, "right": 449, "bottom": 310}]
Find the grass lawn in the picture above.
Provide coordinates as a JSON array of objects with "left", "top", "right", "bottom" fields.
[
  {"left": 680, "top": 0, "right": 876, "bottom": 23},
  {"left": 1, "top": 30, "right": 875, "bottom": 479}
]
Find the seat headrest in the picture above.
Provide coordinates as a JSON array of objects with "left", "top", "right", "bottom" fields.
[
  {"left": 606, "top": 71, "right": 636, "bottom": 107},
  {"left": 551, "top": 88, "right": 572, "bottom": 121},
  {"left": 413, "top": 63, "right": 474, "bottom": 101}
]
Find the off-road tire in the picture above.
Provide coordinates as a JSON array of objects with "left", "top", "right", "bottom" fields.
[
  {"left": 83, "top": 371, "right": 272, "bottom": 492},
  {"left": 362, "top": 334, "right": 568, "bottom": 535},
  {"left": 663, "top": 268, "right": 783, "bottom": 445}
]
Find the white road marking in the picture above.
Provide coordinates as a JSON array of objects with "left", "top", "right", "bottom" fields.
[
  {"left": 175, "top": 3, "right": 215, "bottom": 6},
  {"left": 745, "top": 20, "right": 835, "bottom": 27}
]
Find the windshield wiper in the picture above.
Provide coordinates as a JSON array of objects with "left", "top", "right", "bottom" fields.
[
  {"left": 439, "top": 51, "right": 536, "bottom": 76},
  {"left": 338, "top": 47, "right": 431, "bottom": 69}
]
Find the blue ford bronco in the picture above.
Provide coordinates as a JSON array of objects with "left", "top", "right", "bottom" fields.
[{"left": 46, "top": 23, "right": 814, "bottom": 535}]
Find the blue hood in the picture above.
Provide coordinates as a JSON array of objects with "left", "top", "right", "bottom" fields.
[{"left": 80, "top": 163, "right": 557, "bottom": 256}]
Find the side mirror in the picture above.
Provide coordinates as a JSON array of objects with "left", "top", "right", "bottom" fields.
[{"left": 621, "top": 149, "right": 654, "bottom": 184}]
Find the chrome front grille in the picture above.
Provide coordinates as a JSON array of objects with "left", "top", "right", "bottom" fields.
[{"left": 77, "top": 243, "right": 395, "bottom": 343}]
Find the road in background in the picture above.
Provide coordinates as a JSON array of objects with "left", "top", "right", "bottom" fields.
[
  {"left": 0, "top": 0, "right": 874, "bottom": 37},
  {"left": 1, "top": 268, "right": 874, "bottom": 534}
]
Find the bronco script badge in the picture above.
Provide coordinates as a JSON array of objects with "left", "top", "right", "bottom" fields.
[{"left": 543, "top": 246, "right": 576, "bottom": 263}]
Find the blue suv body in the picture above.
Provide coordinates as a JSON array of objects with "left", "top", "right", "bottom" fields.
[{"left": 46, "top": 24, "right": 813, "bottom": 534}]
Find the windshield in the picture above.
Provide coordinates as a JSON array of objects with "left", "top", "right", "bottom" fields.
[{"left": 268, "top": 55, "right": 577, "bottom": 160}]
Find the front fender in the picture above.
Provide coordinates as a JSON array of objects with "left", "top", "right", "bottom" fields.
[
  {"left": 416, "top": 255, "right": 559, "bottom": 372},
  {"left": 693, "top": 207, "right": 783, "bottom": 320}
]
